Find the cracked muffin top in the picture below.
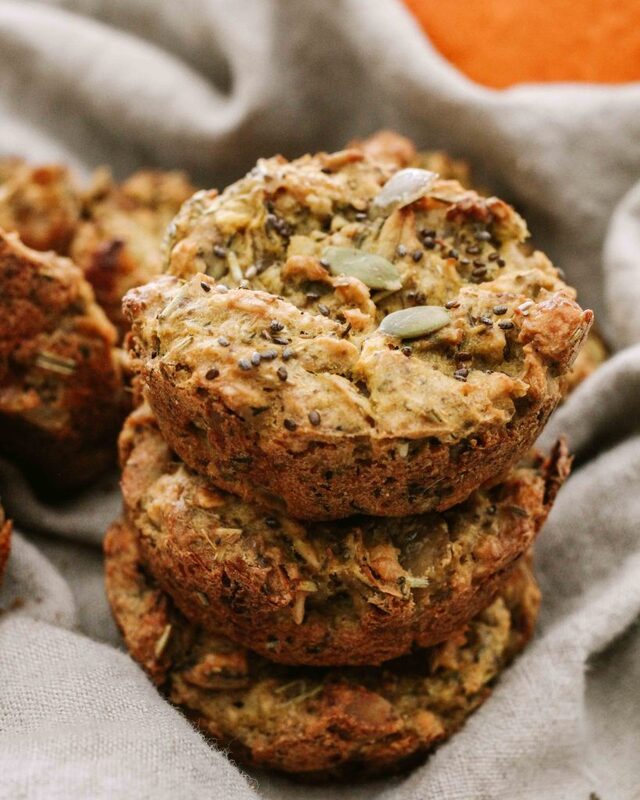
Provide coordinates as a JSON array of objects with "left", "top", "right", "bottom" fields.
[
  {"left": 105, "top": 515, "right": 539, "bottom": 780},
  {"left": 0, "top": 230, "right": 129, "bottom": 489},
  {"left": 125, "top": 146, "right": 591, "bottom": 519},
  {"left": 119, "top": 404, "right": 568, "bottom": 665},
  {"left": 71, "top": 167, "right": 196, "bottom": 334},
  {"left": 0, "top": 158, "right": 80, "bottom": 254}
]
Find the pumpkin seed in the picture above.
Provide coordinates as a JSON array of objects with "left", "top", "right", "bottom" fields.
[
  {"left": 379, "top": 306, "right": 450, "bottom": 339},
  {"left": 321, "top": 246, "right": 401, "bottom": 290},
  {"left": 371, "top": 168, "right": 438, "bottom": 216}
]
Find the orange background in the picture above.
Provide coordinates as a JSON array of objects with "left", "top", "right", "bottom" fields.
[{"left": 403, "top": 0, "right": 640, "bottom": 88}]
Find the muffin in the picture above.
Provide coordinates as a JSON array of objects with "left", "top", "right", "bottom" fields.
[
  {"left": 0, "top": 158, "right": 80, "bottom": 254},
  {"left": 0, "top": 230, "right": 129, "bottom": 490},
  {"left": 70, "top": 168, "right": 196, "bottom": 334},
  {"left": 126, "top": 149, "right": 590, "bottom": 520},
  {"left": 355, "top": 131, "right": 606, "bottom": 400},
  {"left": 120, "top": 403, "right": 568, "bottom": 665},
  {"left": 105, "top": 515, "right": 540, "bottom": 780},
  {"left": 0, "top": 504, "right": 12, "bottom": 581}
]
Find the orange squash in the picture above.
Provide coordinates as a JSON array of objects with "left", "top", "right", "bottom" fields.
[{"left": 403, "top": 0, "right": 640, "bottom": 88}]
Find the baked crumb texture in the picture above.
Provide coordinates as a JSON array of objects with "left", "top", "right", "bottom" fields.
[
  {"left": 119, "top": 404, "right": 568, "bottom": 666},
  {"left": 125, "top": 143, "right": 592, "bottom": 519},
  {"left": 0, "top": 230, "right": 129, "bottom": 489},
  {"left": 0, "top": 157, "right": 195, "bottom": 336},
  {"left": 105, "top": 515, "right": 540, "bottom": 780},
  {"left": 70, "top": 168, "right": 195, "bottom": 334}
]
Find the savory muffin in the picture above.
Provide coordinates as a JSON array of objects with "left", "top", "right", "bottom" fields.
[
  {"left": 120, "top": 403, "right": 567, "bottom": 665},
  {"left": 0, "top": 503, "right": 12, "bottom": 580},
  {"left": 70, "top": 168, "right": 196, "bottom": 334},
  {"left": 0, "top": 158, "right": 80, "bottom": 254},
  {"left": 0, "top": 230, "right": 129, "bottom": 490},
  {"left": 105, "top": 515, "right": 539, "bottom": 780},
  {"left": 126, "top": 150, "right": 590, "bottom": 520}
]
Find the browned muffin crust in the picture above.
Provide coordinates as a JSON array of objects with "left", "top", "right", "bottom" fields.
[
  {"left": 70, "top": 168, "right": 196, "bottom": 334},
  {"left": 125, "top": 279, "right": 589, "bottom": 522},
  {"left": 0, "top": 230, "right": 129, "bottom": 490},
  {"left": 0, "top": 158, "right": 81, "bottom": 254},
  {"left": 126, "top": 145, "right": 591, "bottom": 520},
  {"left": 0, "top": 504, "right": 12, "bottom": 581},
  {"left": 120, "top": 404, "right": 568, "bottom": 665},
  {"left": 105, "top": 515, "right": 540, "bottom": 780}
]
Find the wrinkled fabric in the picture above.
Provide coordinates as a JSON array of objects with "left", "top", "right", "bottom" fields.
[{"left": 0, "top": 1, "right": 639, "bottom": 798}]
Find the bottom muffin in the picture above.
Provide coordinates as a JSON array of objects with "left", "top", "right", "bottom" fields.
[
  {"left": 105, "top": 516, "right": 540, "bottom": 780},
  {"left": 0, "top": 504, "right": 11, "bottom": 580}
]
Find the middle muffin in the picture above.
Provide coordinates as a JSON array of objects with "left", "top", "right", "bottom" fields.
[{"left": 121, "top": 404, "right": 569, "bottom": 666}]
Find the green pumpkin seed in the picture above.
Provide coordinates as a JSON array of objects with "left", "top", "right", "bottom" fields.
[
  {"left": 322, "top": 246, "right": 402, "bottom": 290},
  {"left": 372, "top": 168, "right": 438, "bottom": 216},
  {"left": 379, "top": 305, "right": 450, "bottom": 339}
]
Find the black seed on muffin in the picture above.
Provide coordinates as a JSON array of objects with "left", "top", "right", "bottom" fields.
[
  {"left": 498, "top": 320, "right": 515, "bottom": 330},
  {"left": 488, "top": 252, "right": 500, "bottom": 261},
  {"left": 318, "top": 304, "right": 330, "bottom": 317},
  {"left": 282, "top": 347, "right": 296, "bottom": 361},
  {"left": 422, "top": 236, "right": 436, "bottom": 249},
  {"left": 238, "top": 358, "right": 252, "bottom": 370},
  {"left": 411, "top": 249, "right": 423, "bottom": 262},
  {"left": 251, "top": 352, "right": 262, "bottom": 366},
  {"left": 200, "top": 281, "right": 211, "bottom": 292},
  {"left": 205, "top": 368, "right": 219, "bottom": 380},
  {"left": 480, "top": 316, "right": 493, "bottom": 326},
  {"left": 277, "top": 366, "right": 288, "bottom": 381},
  {"left": 260, "top": 349, "right": 278, "bottom": 361},
  {"left": 493, "top": 305, "right": 508, "bottom": 315},
  {"left": 271, "top": 336, "right": 290, "bottom": 345},
  {"left": 448, "top": 249, "right": 459, "bottom": 259},
  {"left": 308, "top": 410, "right": 321, "bottom": 426},
  {"left": 218, "top": 336, "right": 230, "bottom": 347},
  {"left": 283, "top": 418, "right": 297, "bottom": 431},
  {"left": 445, "top": 299, "right": 461, "bottom": 309},
  {"left": 270, "top": 320, "right": 284, "bottom": 333},
  {"left": 497, "top": 258, "right": 506, "bottom": 267},
  {"left": 213, "top": 245, "right": 227, "bottom": 258},
  {"left": 454, "top": 368, "right": 469, "bottom": 381},
  {"left": 473, "top": 259, "right": 485, "bottom": 267},
  {"left": 456, "top": 351, "right": 472, "bottom": 361},
  {"left": 401, "top": 346, "right": 412, "bottom": 357}
]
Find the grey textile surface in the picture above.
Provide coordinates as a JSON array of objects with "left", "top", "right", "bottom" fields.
[{"left": 0, "top": 1, "right": 639, "bottom": 798}]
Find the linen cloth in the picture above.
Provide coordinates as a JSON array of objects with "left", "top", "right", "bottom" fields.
[{"left": 0, "top": 1, "right": 639, "bottom": 797}]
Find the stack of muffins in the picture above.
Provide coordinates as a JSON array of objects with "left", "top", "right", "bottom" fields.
[{"left": 105, "top": 133, "right": 592, "bottom": 779}]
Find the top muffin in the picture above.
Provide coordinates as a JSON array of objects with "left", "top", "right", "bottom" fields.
[{"left": 125, "top": 147, "right": 592, "bottom": 520}]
